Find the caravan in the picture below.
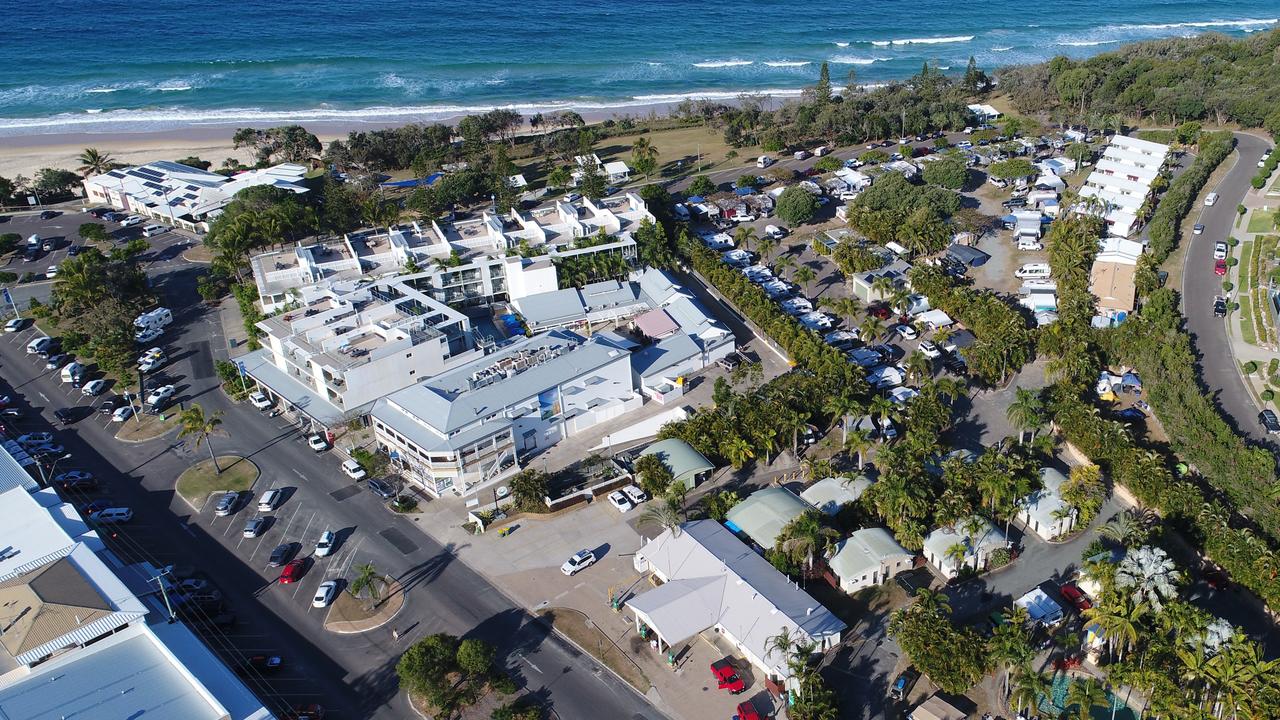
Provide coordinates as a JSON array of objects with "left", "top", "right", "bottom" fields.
[
  {"left": 1014, "top": 263, "right": 1052, "bottom": 280},
  {"left": 134, "top": 307, "right": 173, "bottom": 330}
]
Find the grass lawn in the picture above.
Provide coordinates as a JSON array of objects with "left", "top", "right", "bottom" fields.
[
  {"left": 539, "top": 608, "right": 649, "bottom": 691},
  {"left": 1239, "top": 241, "right": 1254, "bottom": 292},
  {"left": 1247, "top": 210, "right": 1276, "bottom": 234},
  {"left": 1239, "top": 295, "right": 1257, "bottom": 345},
  {"left": 176, "top": 455, "right": 259, "bottom": 508}
]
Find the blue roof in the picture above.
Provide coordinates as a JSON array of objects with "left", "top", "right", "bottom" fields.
[
  {"left": 686, "top": 195, "right": 705, "bottom": 203},
  {"left": 734, "top": 187, "right": 754, "bottom": 196}
]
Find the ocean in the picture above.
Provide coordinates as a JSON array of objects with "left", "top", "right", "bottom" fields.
[{"left": 1, "top": 0, "right": 1277, "bottom": 136}]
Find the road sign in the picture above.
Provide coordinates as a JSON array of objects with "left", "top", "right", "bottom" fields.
[
  {"left": 2, "top": 288, "right": 11, "bottom": 305},
  {"left": 236, "top": 361, "right": 247, "bottom": 377}
]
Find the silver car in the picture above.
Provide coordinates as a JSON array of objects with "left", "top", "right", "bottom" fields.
[{"left": 214, "top": 491, "right": 238, "bottom": 517}]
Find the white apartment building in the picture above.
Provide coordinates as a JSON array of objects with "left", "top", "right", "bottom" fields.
[
  {"left": 371, "top": 330, "right": 641, "bottom": 497},
  {"left": 253, "top": 193, "right": 654, "bottom": 313},
  {"left": 83, "top": 160, "right": 308, "bottom": 233},
  {"left": 1078, "top": 135, "right": 1170, "bottom": 238},
  {"left": 243, "top": 278, "right": 482, "bottom": 428}
]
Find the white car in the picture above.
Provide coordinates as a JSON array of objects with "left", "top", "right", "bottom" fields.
[
  {"left": 315, "top": 530, "right": 336, "bottom": 557},
  {"left": 312, "top": 580, "right": 338, "bottom": 608},
  {"left": 622, "top": 485, "right": 649, "bottom": 505},
  {"left": 1213, "top": 242, "right": 1228, "bottom": 260},
  {"left": 138, "top": 353, "right": 166, "bottom": 373},
  {"left": 249, "top": 391, "right": 273, "bottom": 410},
  {"left": 120, "top": 215, "right": 145, "bottom": 227},
  {"left": 606, "top": 491, "right": 633, "bottom": 513},
  {"left": 3, "top": 318, "right": 25, "bottom": 333},
  {"left": 145, "top": 384, "right": 175, "bottom": 406},
  {"left": 46, "top": 265, "right": 58, "bottom": 279},
  {"left": 135, "top": 326, "right": 163, "bottom": 344},
  {"left": 918, "top": 340, "right": 941, "bottom": 359},
  {"left": 112, "top": 405, "right": 135, "bottom": 422},
  {"left": 561, "top": 549, "right": 597, "bottom": 576},
  {"left": 892, "top": 323, "right": 918, "bottom": 340},
  {"left": 81, "top": 378, "right": 108, "bottom": 396},
  {"left": 307, "top": 434, "right": 329, "bottom": 451},
  {"left": 341, "top": 459, "right": 367, "bottom": 481}
]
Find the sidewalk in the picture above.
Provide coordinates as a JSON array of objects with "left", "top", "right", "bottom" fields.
[
  {"left": 218, "top": 295, "right": 251, "bottom": 359},
  {"left": 1224, "top": 201, "right": 1279, "bottom": 412}
]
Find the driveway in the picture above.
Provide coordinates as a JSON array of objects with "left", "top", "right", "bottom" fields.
[{"left": 1181, "top": 132, "right": 1274, "bottom": 443}]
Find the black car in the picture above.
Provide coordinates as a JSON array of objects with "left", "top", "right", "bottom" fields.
[
  {"left": 367, "top": 478, "right": 396, "bottom": 499},
  {"left": 1212, "top": 297, "right": 1227, "bottom": 318},
  {"left": 39, "top": 210, "right": 59, "bottom": 220},
  {"left": 53, "top": 407, "right": 80, "bottom": 425},
  {"left": 66, "top": 244, "right": 82, "bottom": 256},
  {"left": 88, "top": 208, "right": 111, "bottom": 218},
  {"left": 943, "top": 356, "right": 968, "bottom": 375},
  {"left": 267, "top": 543, "right": 294, "bottom": 567},
  {"left": 99, "top": 395, "right": 129, "bottom": 414},
  {"left": 1260, "top": 410, "right": 1280, "bottom": 435}
]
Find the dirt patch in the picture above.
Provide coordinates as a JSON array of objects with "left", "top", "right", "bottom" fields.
[
  {"left": 538, "top": 607, "right": 650, "bottom": 692},
  {"left": 324, "top": 577, "right": 405, "bottom": 634},
  {"left": 114, "top": 411, "right": 180, "bottom": 443}
]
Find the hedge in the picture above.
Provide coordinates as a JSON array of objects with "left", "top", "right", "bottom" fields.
[{"left": 1146, "top": 131, "right": 1235, "bottom": 264}]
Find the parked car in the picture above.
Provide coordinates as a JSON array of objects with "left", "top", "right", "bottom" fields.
[
  {"left": 267, "top": 543, "right": 294, "bottom": 567},
  {"left": 1193, "top": 224, "right": 1204, "bottom": 235},
  {"left": 560, "top": 549, "right": 597, "bottom": 576},
  {"left": 890, "top": 666, "right": 921, "bottom": 701},
  {"left": 90, "top": 507, "right": 133, "bottom": 523},
  {"left": 257, "top": 488, "right": 282, "bottom": 512},
  {"left": 1214, "top": 258, "right": 1227, "bottom": 276},
  {"left": 111, "top": 405, "right": 135, "bottom": 422},
  {"left": 45, "top": 353, "right": 71, "bottom": 370},
  {"left": 53, "top": 407, "right": 79, "bottom": 425},
  {"left": 249, "top": 391, "right": 273, "bottom": 410},
  {"left": 891, "top": 323, "right": 918, "bottom": 340},
  {"left": 145, "top": 384, "right": 176, "bottom": 407},
  {"left": 26, "top": 336, "right": 54, "bottom": 355},
  {"left": 135, "top": 326, "right": 163, "bottom": 344},
  {"left": 54, "top": 470, "right": 97, "bottom": 490},
  {"left": 242, "top": 655, "right": 283, "bottom": 675},
  {"left": 868, "top": 304, "right": 893, "bottom": 320},
  {"left": 710, "top": 658, "right": 746, "bottom": 694},
  {"left": 307, "top": 434, "right": 329, "bottom": 451},
  {"left": 622, "top": 485, "right": 648, "bottom": 505},
  {"left": 3, "top": 317, "right": 28, "bottom": 333},
  {"left": 315, "top": 530, "right": 336, "bottom": 557},
  {"left": 243, "top": 517, "right": 269, "bottom": 538},
  {"left": 918, "top": 340, "right": 941, "bottom": 358},
  {"left": 31, "top": 443, "right": 66, "bottom": 458},
  {"left": 715, "top": 351, "right": 743, "bottom": 372},
  {"left": 341, "top": 459, "right": 366, "bottom": 481},
  {"left": 1059, "top": 583, "right": 1093, "bottom": 612},
  {"left": 1213, "top": 242, "right": 1228, "bottom": 260},
  {"left": 367, "top": 478, "right": 396, "bottom": 499},
  {"left": 120, "top": 215, "right": 145, "bottom": 227},
  {"left": 39, "top": 210, "right": 59, "bottom": 220},
  {"left": 81, "top": 378, "right": 108, "bottom": 396},
  {"left": 313, "top": 580, "right": 338, "bottom": 608},
  {"left": 279, "top": 558, "right": 307, "bottom": 584},
  {"left": 1260, "top": 409, "right": 1280, "bottom": 435},
  {"left": 214, "top": 491, "right": 239, "bottom": 517},
  {"left": 17, "top": 432, "right": 53, "bottom": 447},
  {"left": 606, "top": 490, "right": 633, "bottom": 513}
]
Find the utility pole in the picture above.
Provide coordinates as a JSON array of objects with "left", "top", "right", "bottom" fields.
[{"left": 151, "top": 568, "right": 176, "bottom": 623}]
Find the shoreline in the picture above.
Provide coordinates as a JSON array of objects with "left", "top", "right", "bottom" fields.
[{"left": 0, "top": 99, "right": 708, "bottom": 179}]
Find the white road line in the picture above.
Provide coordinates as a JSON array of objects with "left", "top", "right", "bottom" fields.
[
  {"left": 296, "top": 512, "right": 317, "bottom": 551},
  {"left": 178, "top": 523, "right": 196, "bottom": 538},
  {"left": 37, "top": 392, "right": 48, "bottom": 402},
  {"left": 291, "top": 468, "right": 307, "bottom": 482},
  {"left": 519, "top": 655, "right": 543, "bottom": 675},
  {"left": 277, "top": 505, "right": 301, "bottom": 545}
]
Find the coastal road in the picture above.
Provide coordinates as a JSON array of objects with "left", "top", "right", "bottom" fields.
[
  {"left": 1181, "top": 132, "right": 1274, "bottom": 444},
  {"left": 0, "top": 257, "right": 666, "bottom": 719}
]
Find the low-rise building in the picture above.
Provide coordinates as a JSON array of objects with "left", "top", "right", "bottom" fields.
[
  {"left": 371, "top": 330, "right": 642, "bottom": 497},
  {"left": 1078, "top": 135, "right": 1169, "bottom": 238},
  {"left": 243, "top": 276, "right": 481, "bottom": 428},
  {"left": 850, "top": 258, "right": 912, "bottom": 303},
  {"left": 84, "top": 160, "right": 308, "bottom": 234},
  {"left": 827, "top": 528, "right": 914, "bottom": 594},
  {"left": 800, "top": 476, "right": 871, "bottom": 516},
  {"left": 627, "top": 521, "right": 845, "bottom": 684},
  {"left": 922, "top": 517, "right": 1007, "bottom": 579},
  {"left": 1017, "top": 467, "right": 1077, "bottom": 540},
  {"left": 636, "top": 439, "right": 714, "bottom": 490},
  {"left": 573, "top": 154, "right": 631, "bottom": 185},
  {"left": 725, "top": 487, "right": 810, "bottom": 550},
  {"left": 1089, "top": 260, "right": 1137, "bottom": 320}
]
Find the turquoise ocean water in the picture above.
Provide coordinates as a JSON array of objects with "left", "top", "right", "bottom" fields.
[{"left": 1, "top": 0, "right": 1277, "bottom": 135}]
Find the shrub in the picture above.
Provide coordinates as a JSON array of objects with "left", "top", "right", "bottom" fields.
[
  {"left": 1263, "top": 389, "right": 1276, "bottom": 402},
  {"left": 775, "top": 186, "right": 819, "bottom": 225},
  {"left": 1145, "top": 131, "right": 1234, "bottom": 264},
  {"left": 1244, "top": 361, "right": 1259, "bottom": 374},
  {"left": 1223, "top": 281, "right": 1234, "bottom": 292}
]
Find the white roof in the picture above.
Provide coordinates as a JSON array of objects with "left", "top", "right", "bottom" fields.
[
  {"left": 603, "top": 160, "right": 631, "bottom": 176},
  {"left": 1095, "top": 157, "right": 1159, "bottom": 183},
  {"left": 828, "top": 528, "right": 912, "bottom": 581},
  {"left": 1109, "top": 134, "right": 1170, "bottom": 159},
  {"left": 916, "top": 309, "right": 954, "bottom": 328},
  {"left": 801, "top": 477, "right": 871, "bottom": 515},
  {"left": 725, "top": 487, "right": 810, "bottom": 549},
  {"left": 923, "top": 517, "right": 1006, "bottom": 575},
  {"left": 1096, "top": 237, "right": 1143, "bottom": 265},
  {"left": 630, "top": 521, "right": 845, "bottom": 678},
  {"left": 0, "top": 446, "right": 39, "bottom": 499}
]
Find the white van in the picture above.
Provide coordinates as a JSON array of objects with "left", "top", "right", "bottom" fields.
[
  {"left": 257, "top": 488, "right": 282, "bottom": 512},
  {"left": 1017, "top": 238, "right": 1044, "bottom": 251},
  {"left": 61, "top": 361, "right": 86, "bottom": 383},
  {"left": 793, "top": 150, "right": 810, "bottom": 161},
  {"left": 1014, "top": 263, "right": 1052, "bottom": 279},
  {"left": 756, "top": 155, "right": 773, "bottom": 169},
  {"left": 142, "top": 224, "right": 170, "bottom": 238},
  {"left": 91, "top": 507, "right": 133, "bottom": 524},
  {"left": 1204, "top": 192, "right": 1218, "bottom": 207},
  {"left": 814, "top": 146, "right": 829, "bottom": 157}
]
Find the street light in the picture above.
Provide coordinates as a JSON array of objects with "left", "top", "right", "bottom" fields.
[{"left": 35, "top": 452, "right": 72, "bottom": 487}]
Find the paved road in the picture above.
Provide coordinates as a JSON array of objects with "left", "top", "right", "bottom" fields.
[
  {"left": 1181, "top": 132, "right": 1274, "bottom": 443},
  {"left": 0, "top": 257, "right": 665, "bottom": 719}
]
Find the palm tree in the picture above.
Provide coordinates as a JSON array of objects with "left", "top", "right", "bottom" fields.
[
  {"left": 349, "top": 562, "right": 382, "bottom": 607},
  {"left": 933, "top": 377, "right": 966, "bottom": 405},
  {"left": 780, "top": 512, "right": 840, "bottom": 573},
  {"left": 1115, "top": 545, "right": 1179, "bottom": 613},
  {"left": 774, "top": 255, "right": 795, "bottom": 278},
  {"left": 945, "top": 542, "right": 969, "bottom": 573},
  {"left": 904, "top": 350, "right": 932, "bottom": 383},
  {"left": 756, "top": 236, "right": 777, "bottom": 263},
  {"left": 860, "top": 316, "right": 885, "bottom": 344},
  {"left": 1084, "top": 597, "right": 1144, "bottom": 660},
  {"left": 1066, "top": 678, "right": 1108, "bottom": 720},
  {"left": 1098, "top": 507, "right": 1156, "bottom": 547},
  {"left": 794, "top": 266, "right": 817, "bottom": 296},
  {"left": 177, "top": 404, "right": 225, "bottom": 474},
  {"left": 844, "top": 428, "right": 873, "bottom": 469},
  {"left": 640, "top": 499, "right": 684, "bottom": 537},
  {"left": 990, "top": 621, "right": 1034, "bottom": 699},
  {"left": 871, "top": 275, "right": 897, "bottom": 302},
  {"left": 764, "top": 627, "right": 798, "bottom": 665},
  {"left": 1006, "top": 387, "right": 1044, "bottom": 443},
  {"left": 733, "top": 225, "right": 758, "bottom": 254},
  {"left": 632, "top": 136, "right": 659, "bottom": 166},
  {"left": 723, "top": 435, "right": 755, "bottom": 469},
  {"left": 912, "top": 587, "right": 951, "bottom": 615},
  {"left": 1009, "top": 666, "right": 1051, "bottom": 715},
  {"left": 823, "top": 393, "right": 863, "bottom": 445},
  {"left": 77, "top": 147, "right": 115, "bottom": 177}
]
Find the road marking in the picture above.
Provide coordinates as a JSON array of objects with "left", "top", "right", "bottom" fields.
[
  {"left": 178, "top": 523, "right": 196, "bottom": 538},
  {"left": 291, "top": 468, "right": 307, "bottom": 482},
  {"left": 518, "top": 655, "right": 543, "bottom": 675},
  {"left": 37, "top": 392, "right": 47, "bottom": 402},
  {"left": 297, "top": 512, "right": 317, "bottom": 550}
]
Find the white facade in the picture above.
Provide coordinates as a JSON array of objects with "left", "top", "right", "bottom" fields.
[
  {"left": 371, "top": 330, "right": 641, "bottom": 497},
  {"left": 573, "top": 154, "right": 630, "bottom": 184},
  {"left": 1017, "top": 467, "right": 1077, "bottom": 540},
  {"left": 922, "top": 517, "right": 1007, "bottom": 579},
  {"left": 1077, "top": 135, "right": 1169, "bottom": 238},
  {"left": 828, "top": 528, "right": 914, "bottom": 594},
  {"left": 83, "top": 161, "right": 308, "bottom": 233}
]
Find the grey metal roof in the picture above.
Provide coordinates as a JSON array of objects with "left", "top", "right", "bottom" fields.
[
  {"left": 663, "top": 297, "right": 729, "bottom": 340},
  {"left": 828, "top": 528, "right": 912, "bottom": 581},
  {"left": 630, "top": 334, "right": 700, "bottom": 379},
  {"left": 514, "top": 288, "right": 586, "bottom": 329},
  {"left": 800, "top": 477, "right": 871, "bottom": 515},
  {"left": 631, "top": 520, "right": 845, "bottom": 679},
  {"left": 381, "top": 331, "right": 627, "bottom": 436},
  {"left": 0, "top": 444, "right": 38, "bottom": 494},
  {"left": 635, "top": 267, "right": 689, "bottom": 307},
  {"left": 625, "top": 576, "right": 724, "bottom": 646},
  {"left": 638, "top": 439, "right": 713, "bottom": 486},
  {"left": 725, "top": 487, "right": 810, "bottom": 549}
]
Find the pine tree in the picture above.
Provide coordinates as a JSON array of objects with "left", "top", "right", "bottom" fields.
[
  {"left": 815, "top": 62, "right": 832, "bottom": 105},
  {"left": 964, "top": 56, "right": 980, "bottom": 93}
]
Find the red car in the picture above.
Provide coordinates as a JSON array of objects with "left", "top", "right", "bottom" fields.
[
  {"left": 1214, "top": 259, "right": 1227, "bottom": 276},
  {"left": 736, "top": 700, "right": 763, "bottom": 720},
  {"left": 869, "top": 304, "right": 893, "bottom": 320},
  {"left": 711, "top": 658, "right": 746, "bottom": 694},
  {"left": 279, "top": 558, "right": 307, "bottom": 584},
  {"left": 1059, "top": 583, "right": 1092, "bottom": 612}
]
